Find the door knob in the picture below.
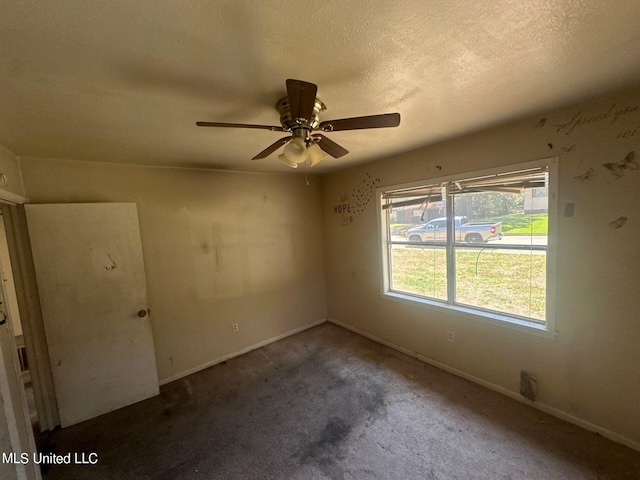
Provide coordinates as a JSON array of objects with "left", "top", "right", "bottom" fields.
[{"left": 137, "top": 310, "right": 147, "bottom": 318}]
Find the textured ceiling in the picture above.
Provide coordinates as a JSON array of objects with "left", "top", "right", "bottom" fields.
[{"left": 2, "top": 1, "right": 640, "bottom": 173}]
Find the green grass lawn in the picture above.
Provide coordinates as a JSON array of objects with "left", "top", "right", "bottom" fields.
[
  {"left": 390, "top": 246, "right": 546, "bottom": 320},
  {"left": 390, "top": 223, "right": 413, "bottom": 237},
  {"left": 487, "top": 213, "right": 548, "bottom": 235}
]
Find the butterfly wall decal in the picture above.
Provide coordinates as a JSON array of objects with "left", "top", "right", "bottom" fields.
[{"left": 602, "top": 151, "right": 637, "bottom": 178}]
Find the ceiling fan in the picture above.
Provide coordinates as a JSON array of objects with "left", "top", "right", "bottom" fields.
[{"left": 196, "top": 79, "right": 401, "bottom": 168}]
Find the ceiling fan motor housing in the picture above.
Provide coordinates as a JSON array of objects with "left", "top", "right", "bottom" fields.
[{"left": 276, "top": 96, "right": 326, "bottom": 134}]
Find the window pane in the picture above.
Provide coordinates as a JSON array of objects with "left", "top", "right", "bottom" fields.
[
  {"left": 390, "top": 244, "right": 447, "bottom": 301},
  {"left": 453, "top": 189, "right": 547, "bottom": 246},
  {"left": 454, "top": 248, "right": 546, "bottom": 320},
  {"left": 386, "top": 196, "right": 447, "bottom": 243},
  {"left": 406, "top": 217, "right": 449, "bottom": 244},
  {"left": 382, "top": 161, "right": 554, "bottom": 327}
]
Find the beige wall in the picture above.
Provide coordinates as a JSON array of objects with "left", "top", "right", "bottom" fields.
[
  {"left": 322, "top": 85, "right": 640, "bottom": 447},
  {"left": 19, "top": 159, "right": 327, "bottom": 383}
]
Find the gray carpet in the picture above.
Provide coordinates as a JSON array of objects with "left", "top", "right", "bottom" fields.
[{"left": 37, "top": 322, "right": 640, "bottom": 479}]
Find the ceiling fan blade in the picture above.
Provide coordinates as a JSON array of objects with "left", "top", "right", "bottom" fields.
[
  {"left": 252, "top": 136, "right": 292, "bottom": 160},
  {"left": 286, "top": 79, "right": 318, "bottom": 125},
  {"left": 196, "top": 121, "right": 286, "bottom": 132},
  {"left": 318, "top": 112, "right": 401, "bottom": 132},
  {"left": 312, "top": 134, "right": 349, "bottom": 158}
]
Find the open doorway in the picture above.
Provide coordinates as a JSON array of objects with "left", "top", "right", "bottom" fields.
[
  {"left": 1, "top": 203, "right": 60, "bottom": 438},
  {"left": 0, "top": 200, "right": 43, "bottom": 480},
  {"left": 0, "top": 200, "right": 159, "bottom": 479},
  {"left": 0, "top": 213, "right": 38, "bottom": 429}
]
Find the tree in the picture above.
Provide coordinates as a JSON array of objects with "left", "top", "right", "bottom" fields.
[{"left": 454, "top": 192, "right": 523, "bottom": 220}]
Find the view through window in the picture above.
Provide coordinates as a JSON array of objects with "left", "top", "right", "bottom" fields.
[{"left": 381, "top": 160, "right": 555, "bottom": 325}]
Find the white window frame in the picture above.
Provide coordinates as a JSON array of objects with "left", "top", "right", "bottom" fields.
[{"left": 377, "top": 157, "right": 558, "bottom": 338}]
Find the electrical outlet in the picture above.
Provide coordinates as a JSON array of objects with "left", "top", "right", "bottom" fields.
[
  {"left": 232, "top": 323, "right": 239, "bottom": 333},
  {"left": 447, "top": 331, "right": 454, "bottom": 343}
]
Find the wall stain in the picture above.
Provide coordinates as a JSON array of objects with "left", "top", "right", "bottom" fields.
[
  {"left": 561, "top": 144, "right": 576, "bottom": 153},
  {"left": 609, "top": 216, "right": 627, "bottom": 229},
  {"left": 574, "top": 168, "right": 597, "bottom": 184},
  {"left": 533, "top": 118, "right": 546, "bottom": 129},
  {"left": 104, "top": 254, "right": 117, "bottom": 271}
]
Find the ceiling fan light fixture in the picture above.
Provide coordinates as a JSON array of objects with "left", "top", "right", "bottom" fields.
[
  {"left": 277, "top": 153, "right": 298, "bottom": 168},
  {"left": 283, "top": 136, "right": 308, "bottom": 164},
  {"left": 307, "top": 142, "right": 328, "bottom": 167}
]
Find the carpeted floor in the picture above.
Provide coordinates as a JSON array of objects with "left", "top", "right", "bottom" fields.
[{"left": 36, "top": 322, "right": 640, "bottom": 479}]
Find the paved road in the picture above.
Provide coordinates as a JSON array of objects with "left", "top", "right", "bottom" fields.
[
  {"left": 489, "top": 234, "right": 547, "bottom": 246},
  {"left": 390, "top": 234, "right": 547, "bottom": 246}
]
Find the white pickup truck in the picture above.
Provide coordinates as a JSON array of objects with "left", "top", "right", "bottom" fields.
[{"left": 407, "top": 216, "right": 503, "bottom": 244}]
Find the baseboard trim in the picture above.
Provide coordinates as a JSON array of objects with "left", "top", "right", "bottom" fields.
[
  {"left": 327, "top": 317, "right": 640, "bottom": 453},
  {"left": 159, "top": 318, "right": 327, "bottom": 386}
]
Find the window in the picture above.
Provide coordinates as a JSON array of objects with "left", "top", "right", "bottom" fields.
[{"left": 379, "top": 158, "right": 557, "bottom": 335}]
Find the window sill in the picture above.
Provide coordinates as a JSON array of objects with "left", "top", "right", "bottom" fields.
[{"left": 380, "top": 291, "right": 557, "bottom": 339}]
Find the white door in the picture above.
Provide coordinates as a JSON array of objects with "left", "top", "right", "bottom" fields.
[{"left": 25, "top": 203, "right": 158, "bottom": 427}]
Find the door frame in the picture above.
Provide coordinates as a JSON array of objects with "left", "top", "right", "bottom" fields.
[
  {"left": 0, "top": 188, "right": 45, "bottom": 480},
  {"left": 3, "top": 204, "right": 60, "bottom": 431}
]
